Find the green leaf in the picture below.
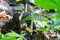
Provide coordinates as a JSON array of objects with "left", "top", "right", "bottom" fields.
[
  {"left": 34, "top": 0, "right": 60, "bottom": 10},
  {"left": 34, "top": 0, "right": 60, "bottom": 19},
  {"left": 22, "top": 15, "right": 36, "bottom": 22},
  {"left": 22, "top": 13, "right": 40, "bottom": 22},
  {"left": 30, "top": 0, "right": 35, "bottom": 4},
  {"left": 16, "top": 0, "right": 21, "bottom": 2},
  {"left": 0, "top": 32, "right": 2, "bottom": 38},
  {"left": 6, "top": 32, "right": 19, "bottom": 37},
  {"left": 17, "top": 38, "right": 23, "bottom": 40},
  {"left": 5, "top": 31, "right": 20, "bottom": 37},
  {"left": 42, "top": 18, "right": 48, "bottom": 22},
  {"left": 53, "top": 19, "right": 60, "bottom": 26},
  {"left": 55, "top": 11, "right": 60, "bottom": 19},
  {"left": 0, "top": 37, "right": 16, "bottom": 40},
  {"left": 39, "top": 27, "right": 49, "bottom": 32}
]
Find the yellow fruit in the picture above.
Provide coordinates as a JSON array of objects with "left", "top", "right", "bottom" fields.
[{"left": 25, "top": 27, "right": 31, "bottom": 31}]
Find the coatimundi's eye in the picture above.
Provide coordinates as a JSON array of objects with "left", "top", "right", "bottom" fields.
[{"left": 0, "top": 9, "right": 4, "bottom": 12}]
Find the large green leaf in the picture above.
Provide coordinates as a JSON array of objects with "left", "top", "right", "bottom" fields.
[
  {"left": 35, "top": 0, "right": 60, "bottom": 10},
  {"left": 35, "top": 0, "right": 60, "bottom": 19}
]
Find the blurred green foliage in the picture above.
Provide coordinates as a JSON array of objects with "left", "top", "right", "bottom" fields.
[{"left": 0, "top": 31, "right": 26, "bottom": 40}]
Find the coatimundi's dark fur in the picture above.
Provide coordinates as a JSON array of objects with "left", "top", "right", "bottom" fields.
[{"left": 1, "top": 13, "right": 21, "bottom": 34}]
